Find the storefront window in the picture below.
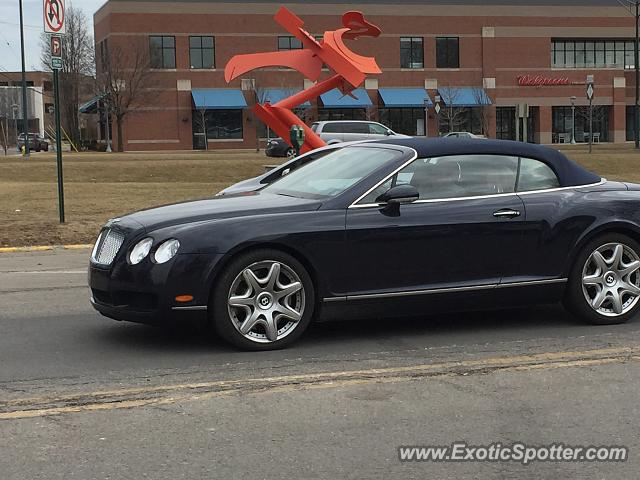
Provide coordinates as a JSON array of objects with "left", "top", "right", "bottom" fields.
[
  {"left": 317, "top": 109, "right": 367, "bottom": 121},
  {"left": 552, "top": 106, "right": 609, "bottom": 143},
  {"left": 437, "top": 107, "right": 484, "bottom": 136},
  {"left": 192, "top": 109, "right": 243, "bottom": 148},
  {"left": 379, "top": 108, "right": 425, "bottom": 135},
  {"left": 496, "top": 107, "right": 516, "bottom": 140}
]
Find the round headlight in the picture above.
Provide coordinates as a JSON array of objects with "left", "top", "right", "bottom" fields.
[
  {"left": 129, "top": 238, "right": 153, "bottom": 265},
  {"left": 154, "top": 239, "right": 180, "bottom": 264}
]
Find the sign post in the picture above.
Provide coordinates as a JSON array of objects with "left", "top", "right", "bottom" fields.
[
  {"left": 45, "top": 2, "right": 65, "bottom": 222},
  {"left": 434, "top": 95, "right": 441, "bottom": 137},
  {"left": 586, "top": 75, "right": 594, "bottom": 155}
]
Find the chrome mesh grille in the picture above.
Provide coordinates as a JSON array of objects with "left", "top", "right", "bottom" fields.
[{"left": 92, "top": 229, "right": 125, "bottom": 266}]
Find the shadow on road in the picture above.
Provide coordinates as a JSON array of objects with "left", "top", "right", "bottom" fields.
[{"left": 92, "top": 303, "right": 612, "bottom": 354}]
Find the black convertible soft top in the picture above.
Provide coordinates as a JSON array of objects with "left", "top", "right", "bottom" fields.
[{"left": 373, "top": 138, "right": 601, "bottom": 187}]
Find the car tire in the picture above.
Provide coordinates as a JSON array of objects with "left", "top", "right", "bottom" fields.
[
  {"left": 210, "top": 249, "right": 315, "bottom": 350},
  {"left": 285, "top": 147, "right": 296, "bottom": 159},
  {"left": 564, "top": 233, "right": 640, "bottom": 325}
]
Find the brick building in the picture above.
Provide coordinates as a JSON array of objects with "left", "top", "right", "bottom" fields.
[{"left": 92, "top": 0, "right": 639, "bottom": 150}]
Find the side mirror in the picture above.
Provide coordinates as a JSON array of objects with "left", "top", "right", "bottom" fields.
[
  {"left": 376, "top": 185, "right": 420, "bottom": 205},
  {"left": 386, "top": 130, "right": 393, "bottom": 136}
]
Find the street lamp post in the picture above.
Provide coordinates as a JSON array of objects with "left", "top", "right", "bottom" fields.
[
  {"left": 423, "top": 98, "right": 429, "bottom": 137},
  {"left": 570, "top": 96, "right": 577, "bottom": 144}
]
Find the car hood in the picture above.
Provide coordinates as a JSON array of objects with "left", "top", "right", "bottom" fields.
[{"left": 125, "top": 191, "right": 322, "bottom": 231}]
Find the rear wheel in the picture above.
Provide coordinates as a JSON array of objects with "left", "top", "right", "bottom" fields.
[
  {"left": 564, "top": 234, "right": 640, "bottom": 324},
  {"left": 285, "top": 147, "right": 296, "bottom": 159},
  {"left": 211, "top": 249, "right": 315, "bottom": 350}
]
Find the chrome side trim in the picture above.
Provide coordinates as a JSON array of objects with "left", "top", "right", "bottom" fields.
[
  {"left": 322, "top": 278, "right": 568, "bottom": 302},
  {"left": 349, "top": 178, "right": 607, "bottom": 210},
  {"left": 171, "top": 305, "right": 208, "bottom": 311},
  {"left": 496, "top": 278, "right": 568, "bottom": 288}
]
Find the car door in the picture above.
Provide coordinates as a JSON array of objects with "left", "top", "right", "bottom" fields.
[
  {"left": 512, "top": 156, "right": 580, "bottom": 282},
  {"left": 343, "top": 154, "right": 525, "bottom": 296},
  {"left": 368, "top": 122, "right": 393, "bottom": 140}
]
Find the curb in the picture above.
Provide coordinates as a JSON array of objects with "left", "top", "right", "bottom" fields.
[{"left": 0, "top": 244, "right": 92, "bottom": 254}]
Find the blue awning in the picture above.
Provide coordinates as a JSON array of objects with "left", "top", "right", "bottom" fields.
[
  {"left": 191, "top": 89, "right": 247, "bottom": 109},
  {"left": 378, "top": 88, "right": 432, "bottom": 107},
  {"left": 320, "top": 88, "right": 372, "bottom": 108},
  {"left": 261, "top": 88, "right": 311, "bottom": 107},
  {"left": 437, "top": 87, "right": 492, "bottom": 107}
]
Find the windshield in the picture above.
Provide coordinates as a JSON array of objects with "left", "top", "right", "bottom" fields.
[{"left": 263, "top": 146, "right": 402, "bottom": 199}]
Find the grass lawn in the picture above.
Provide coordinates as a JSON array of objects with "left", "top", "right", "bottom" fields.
[{"left": 1, "top": 144, "right": 640, "bottom": 247}]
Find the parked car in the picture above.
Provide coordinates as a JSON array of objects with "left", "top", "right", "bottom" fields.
[
  {"left": 265, "top": 137, "right": 296, "bottom": 158},
  {"left": 443, "top": 132, "right": 484, "bottom": 139},
  {"left": 17, "top": 133, "right": 49, "bottom": 152},
  {"left": 265, "top": 121, "right": 408, "bottom": 157},
  {"left": 220, "top": 141, "right": 367, "bottom": 196},
  {"left": 89, "top": 138, "right": 640, "bottom": 351},
  {"left": 311, "top": 120, "right": 410, "bottom": 144}
]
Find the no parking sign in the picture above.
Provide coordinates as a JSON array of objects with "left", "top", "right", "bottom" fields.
[{"left": 43, "top": 0, "right": 65, "bottom": 34}]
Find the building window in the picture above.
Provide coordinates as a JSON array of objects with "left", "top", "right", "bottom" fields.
[
  {"left": 317, "top": 108, "right": 367, "bottom": 121},
  {"left": 400, "top": 37, "right": 424, "bottom": 69},
  {"left": 189, "top": 36, "right": 215, "bottom": 69},
  {"left": 149, "top": 36, "right": 176, "bottom": 69},
  {"left": 496, "top": 107, "right": 516, "bottom": 140},
  {"left": 379, "top": 108, "right": 425, "bottom": 135},
  {"left": 552, "top": 105, "right": 609, "bottom": 143},
  {"left": 278, "top": 36, "right": 303, "bottom": 50},
  {"left": 436, "top": 37, "right": 459, "bottom": 68},
  {"left": 552, "top": 40, "right": 635, "bottom": 69},
  {"left": 192, "top": 109, "right": 243, "bottom": 149}
]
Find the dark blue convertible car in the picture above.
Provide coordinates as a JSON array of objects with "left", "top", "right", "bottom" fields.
[{"left": 89, "top": 138, "right": 640, "bottom": 350}]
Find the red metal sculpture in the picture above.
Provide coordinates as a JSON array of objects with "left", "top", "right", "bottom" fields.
[{"left": 224, "top": 7, "right": 382, "bottom": 153}]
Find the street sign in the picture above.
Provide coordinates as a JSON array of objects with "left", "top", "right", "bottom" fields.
[
  {"left": 50, "top": 35, "right": 62, "bottom": 58},
  {"left": 44, "top": 0, "right": 65, "bottom": 34},
  {"left": 586, "top": 74, "right": 594, "bottom": 100},
  {"left": 51, "top": 57, "right": 63, "bottom": 70},
  {"left": 434, "top": 103, "right": 441, "bottom": 115}
]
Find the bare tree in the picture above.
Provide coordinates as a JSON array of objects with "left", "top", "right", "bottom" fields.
[
  {"left": 438, "top": 87, "right": 467, "bottom": 134},
  {"left": 40, "top": 5, "right": 94, "bottom": 145},
  {"left": 97, "top": 42, "right": 154, "bottom": 152},
  {"left": 192, "top": 107, "right": 209, "bottom": 150},
  {"left": 472, "top": 87, "right": 491, "bottom": 137}
]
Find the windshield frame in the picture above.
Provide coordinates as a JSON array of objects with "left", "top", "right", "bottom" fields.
[{"left": 262, "top": 145, "right": 409, "bottom": 201}]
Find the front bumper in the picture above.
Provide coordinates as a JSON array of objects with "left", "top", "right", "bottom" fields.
[{"left": 89, "top": 252, "right": 225, "bottom": 324}]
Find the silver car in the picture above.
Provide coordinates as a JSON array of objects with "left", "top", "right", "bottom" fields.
[{"left": 310, "top": 120, "right": 410, "bottom": 144}]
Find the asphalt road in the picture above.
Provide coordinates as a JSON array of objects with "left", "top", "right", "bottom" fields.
[{"left": 1, "top": 249, "right": 640, "bottom": 479}]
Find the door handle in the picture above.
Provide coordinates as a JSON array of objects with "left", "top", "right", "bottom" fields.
[{"left": 493, "top": 209, "right": 521, "bottom": 219}]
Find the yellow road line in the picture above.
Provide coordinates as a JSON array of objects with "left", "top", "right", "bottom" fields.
[
  {"left": 62, "top": 244, "right": 92, "bottom": 250},
  {"left": 0, "top": 246, "right": 53, "bottom": 253},
  {"left": 0, "top": 244, "right": 92, "bottom": 253},
  {"left": 1, "top": 346, "right": 637, "bottom": 420}
]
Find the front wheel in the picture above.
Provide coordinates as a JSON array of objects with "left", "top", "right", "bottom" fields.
[
  {"left": 564, "top": 234, "right": 640, "bottom": 325},
  {"left": 210, "top": 249, "right": 315, "bottom": 350},
  {"left": 285, "top": 147, "right": 296, "bottom": 159}
]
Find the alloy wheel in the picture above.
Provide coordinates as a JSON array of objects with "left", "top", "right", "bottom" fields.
[
  {"left": 227, "top": 260, "right": 305, "bottom": 343},
  {"left": 582, "top": 242, "right": 640, "bottom": 317}
]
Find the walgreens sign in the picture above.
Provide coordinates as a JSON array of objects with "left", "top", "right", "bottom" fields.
[{"left": 517, "top": 75, "right": 571, "bottom": 86}]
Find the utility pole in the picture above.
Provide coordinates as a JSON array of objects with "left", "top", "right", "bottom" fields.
[{"left": 18, "top": 0, "right": 30, "bottom": 158}]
